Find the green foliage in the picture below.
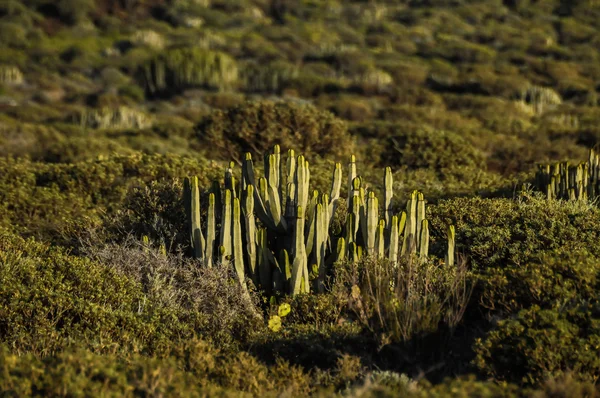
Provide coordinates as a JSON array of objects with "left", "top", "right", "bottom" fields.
[
  {"left": 0, "top": 338, "right": 314, "bottom": 397},
  {"left": 0, "top": 230, "right": 183, "bottom": 355},
  {"left": 0, "top": 155, "right": 222, "bottom": 244},
  {"left": 481, "top": 249, "right": 600, "bottom": 314},
  {"left": 5, "top": 0, "right": 600, "bottom": 394},
  {"left": 430, "top": 195, "right": 600, "bottom": 313},
  {"left": 342, "top": 255, "right": 471, "bottom": 343},
  {"left": 475, "top": 303, "right": 600, "bottom": 385},
  {"left": 197, "top": 101, "right": 353, "bottom": 161}
]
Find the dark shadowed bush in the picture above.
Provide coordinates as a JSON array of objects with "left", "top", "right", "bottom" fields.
[
  {"left": 475, "top": 303, "right": 600, "bottom": 385},
  {"left": 196, "top": 101, "right": 354, "bottom": 162}
]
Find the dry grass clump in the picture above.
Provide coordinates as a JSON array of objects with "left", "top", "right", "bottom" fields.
[
  {"left": 340, "top": 255, "right": 472, "bottom": 343},
  {"left": 85, "top": 238, "right": 264, "bottom": 347}
]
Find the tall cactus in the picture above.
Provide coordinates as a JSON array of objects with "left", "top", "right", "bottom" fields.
[
  {"left": 384, "top": 167, "right": 393, "bottom": 229},
  {"left": 329, "top": 162, "right": 342, "bottom": 225},
  {"left": 419, "top": 219, "right": 429, "bottom": 258},
  {"left": 366, "top": 192, "right": 378, "bottom": 255},
  {"left": 402, "top": 191, "right": 417, "bottom": 255},
  {"left": 446, "top": 225, "right": 455, "bottom": 267},
  {"left": 291, "top": 205, "right": 309, "bottom": 295},
  {"left": 184, "top": 146, "right": 457, "bottom": 297},
  {"left": 206, "top": 193, "right": 216, "bottom": 267},
  {"left": 220, "top": 189, "right": 233, "bottom": 261},
  {"left": 243, "top": 186, "right": 256, "bottom": 281},
  {"left": 388, "top": 214, "right": 399, "bottom": 263},
  {"left": 232, "top": 197, "right": 245, "bottom": 285},
  {"left": 184, "top": 176, "right": 206, "bottom": 261}
]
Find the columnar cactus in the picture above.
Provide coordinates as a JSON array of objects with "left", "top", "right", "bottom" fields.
[
  {"left": 184, "top": 146, "right": 456, "bottom": 296},
  {"left": 536, "top": 146, "right": 597, "bottom": 201}
]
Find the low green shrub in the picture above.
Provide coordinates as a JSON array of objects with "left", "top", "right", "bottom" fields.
[
  {"left": 430, "top": 196, "right": 600, "bottom": 314},
  {"left": 475, "top": 303, "right": 600, "bottom": 385},
  {"left": 0, "top": 231, "right": 185, "bottom": 355},
  {"left": 353, "top": 123, "right": 486, "bottom": 171},
  {"left": 86, "top": 240, "right": 264, "bottom": 349},
  {"left": 480, "top": 249, "right": 600, "bottom": 314},
  {"left": 0, "top": 155, "right": 223, "bottom": 244}
]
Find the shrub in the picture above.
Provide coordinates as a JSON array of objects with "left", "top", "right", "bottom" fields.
[
  {"left": 86, "top": 240, "right": 264, "bottom": 349},
  {"left": 430, "top": 195, "right": 600, "bottom": 314},
  {"left": 341, "top": 256, "right": 472, "bottom": 343},
  {"left": 480, "top": 249, "right": 600, "bottom": 314},
  {"left": 475, "top": 303, "right": 600, "bottom": 385},
  {"left": 0, "top": 230, "right": 185, "bottom": 355},
  {"left": 283, "top": 291, "right": 348, "bottom": 327},
  {"left": 0, "top": 155, "right": 223, "bottom": 244},
  {"left": 109, "top": 179, "right": 188, "bottom": 249},
  {"left": 354, "top": 123, "right": 486, "bottom": 171},
  {"left": 196, "top": 101, "right": 353, "bottom": 161}
]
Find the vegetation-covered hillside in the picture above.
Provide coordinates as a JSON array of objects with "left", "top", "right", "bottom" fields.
[{"left": 1, "top": 0, "right": 600, "bottom": 396}]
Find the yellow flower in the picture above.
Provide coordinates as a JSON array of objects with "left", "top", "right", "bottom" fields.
[
  {"left": 268, "top": 315, "right": 282, "bottom": 332},
  {"left": 351, "top": 285, "right": 361, "bottom": 300},
  {"left": 278, "top": 303, "right": 291, "bottom": 317}
]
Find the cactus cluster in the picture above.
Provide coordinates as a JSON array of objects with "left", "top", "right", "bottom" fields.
[
  {"left": 77, "top": 106, "right": 153, "bottom": 130},
  {"left": 184, "top": 146, "right": 456, "bottom": 296},
  {"left": 143, "top": 48, "right": 238, "bottom": 94},
  {"left": 535, "top": 146, "right": 600, "bottom": 201}
]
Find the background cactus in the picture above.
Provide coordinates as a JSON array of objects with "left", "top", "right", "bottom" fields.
[
  {"left": 142, "top": 48, "right": 238, "bottom": 94},
  {"left": 535, "top": 146, "right": 599, "bottom": 201}
]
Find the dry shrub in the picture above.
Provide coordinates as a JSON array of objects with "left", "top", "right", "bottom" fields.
[
  {"left": 341, "top": 255, "right": 472, "bottom": 343},
  {"left": 85, "top": 238, "right": 263, "bottom": 348}
]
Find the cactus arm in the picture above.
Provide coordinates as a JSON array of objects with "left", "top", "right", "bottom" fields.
[
  {"left": 446, "top": 225, "right": 455, "bottom": 267},
  {"left": 388, "top": 215, "right": 399, "bottom": 264},
  {"left": 419, "top": 219, "right": 429, "bottom": 258},
  {"left": 243, "top": 186, "right": 256, "bottom": 282},
  {"left": 205, "top": 193, "right": 216, "bottom": 267},
  {"left": 366, "top": 192, "right": 378, "bottom": 255},
  {"left": 290, "top": 205, "right": 308, "bottom": 295},
  {"left": 232, "top": 198, "right": 246, "bottom": 285},
  {"left": 220, "top": 189, "right": 233, "bottom": 262},
  {"left": 384, "top": 167, "right": 393, "bottom": 229},
  {"left": 328, "top": 162, "right": 342, "bottom": 225}
]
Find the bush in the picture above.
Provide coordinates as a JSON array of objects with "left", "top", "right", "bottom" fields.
[
  {"left": 341, "top": 256, "right": 472, "bottom": 343},
  {"left": 430, "top": 196, "right": 600, "bottom": 314},
  {"left": 354, "top": 123, "right": 486, "bottom": 171},
  {"left": 0, "top": 155, "right": 223, "bottom": 245},
  {"left": 0, "top": 231, "right": 185, "bottom": 355},
  {"left": 86, "top": 240, "right": 264, "bottom": 349},
  {"left": 480, "top": 249, "right": 600, "bottom": 314},
  {"left": 475, "top": 303, "right": 600, "bottom": 385},
  {"left": 196, "top": 101, "right": 353, "bottom": 162},
  {"left": 0, "top": 339, "right": 313, "bottom": 396}
]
